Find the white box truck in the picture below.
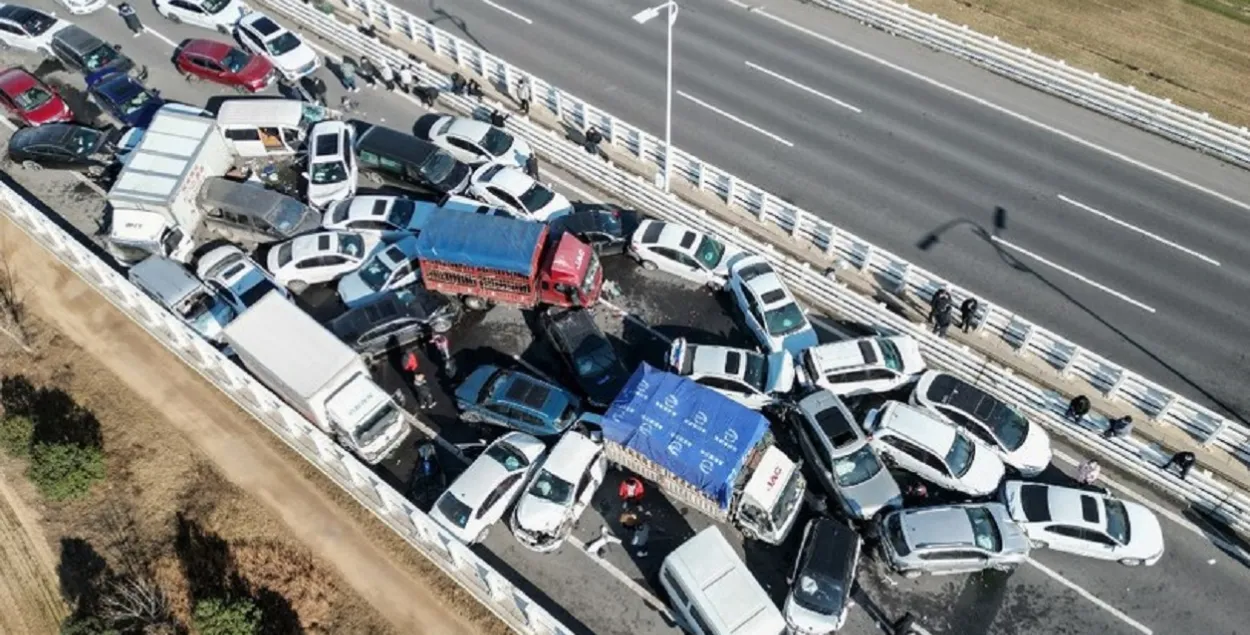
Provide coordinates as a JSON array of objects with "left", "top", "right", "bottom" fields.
[
  {"left": 106, "top": 105, "right": 234, "bottom": 264},
  {"left": 223, "top": 293, "right": 412, "bottom": 464}
]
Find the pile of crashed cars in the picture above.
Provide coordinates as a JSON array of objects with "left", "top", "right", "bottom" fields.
[{"left": 0, "top": 3, "right": 1168, "bottom": 634}]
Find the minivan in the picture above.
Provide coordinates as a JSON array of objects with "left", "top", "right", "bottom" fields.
[
  {"left": 50, "top": 25, "right": 140, "bottom": 78},
  {"left": 350, "top": 120, "right": 471, "bottom": 196},
  {"left": 197, "top": 177, "right": 320, "bottom": 246},
  {"left": 658, "top": 526, "right": 786, "bottom": 635},
  {"left": 128, "top": 255, "right": 235, "bottom": 343}
]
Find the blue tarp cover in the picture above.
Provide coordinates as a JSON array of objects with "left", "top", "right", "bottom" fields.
[
  {"left": 414, "top": 211, "right": 545, "bottom": 275},
  {"left": 602, "top": 364, "right": 770, "bottom": 509}
]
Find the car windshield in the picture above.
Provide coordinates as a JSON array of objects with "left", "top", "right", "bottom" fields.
[
  {"left": 386, "top": 200, "right": 416, "bottom": 228},
  {"left": 84, "top": 45, "right": 121, "bottom": 72},
  {"left": 987, "top": 405, "right": 1030, "bottom": 451},
  {"left": 769, "top": 469, "right": 804, "bottom": 529},
  {"left": 480, "top": 127, "right": 513, "bottom": 156},
  {"left": 311, "top": 160, "right": 347, "bottom": 184},
  {"left": 1104, "top": 500, "right": 1131, "bottom": 544},
  {"left": 966, "top": 507, "right": 1003, "bottom": 552},
  {"left": 518, "top": 182, "right": 555, "bottom": 212},
  {"left": 221, "top": 48, "right": 250, "bottom": 73},
  {"left": 527, "top": 469, "right": 573, "bottom": 506},
  {"left": 831, "top": 446, "right": 884, "bottom": 487},
  {"left": 792, "top": 571, "right": 843, "bottom": 616},
  {"left": 945, "top": 434, "right": 976, "bottom": 477},
  {"left": 121, "top": 88, "right": 154, "bottom": 115},
  {"left": 21, "top": 12, "right": 56, "bottom": 36},
  {"left": 337, "top": 233, "right": 366, "bottom": 257},
  {"left": 202, "top": 0, "right": 232, "bottom": 13},
  {"left": 878, "top": 338, "right": 904, "bottom": 371},
  {"left": 435, "top": 494, "right": 472, "bottom": 529},
  {"left": 763, "top": 302, "right": 806, "bottom": 336},
  {"left": 420, "top": 152, "right": 455, "bottom": 183},
  {"left": 693, "top": 235, "right": 725, "bottom": 268},
  {"left": 485, "top": 440, "right": 530, "bottom": 471},
  {"left": 66, "top": 127, "right": 103, "bottom": 155},
  {"left": 573, "top": 339, "right": 616, "bottom": 379},
  {"left": 741, "top": 353, "right": 768, "bottom": 392},
  {"left": 270, "top": 200, "right": 308, "bottom": 233},
  {"left": 14, "top": 86, "right": 52, "bottom": 111},
  {"left": 266, "top": 32, "right": 302, "bottom": 56},
  {"left": 356, "top": 257, "right": 396, "bottom": 291}
]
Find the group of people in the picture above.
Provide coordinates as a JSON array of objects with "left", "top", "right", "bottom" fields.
[
  {"left": 585, "top": 476, "right": 654, "bottom": 559},
  {"left": 927, "top": 288, "right": 978, "bottom": 338},
  {"left": 1065, "top": 393, "right": 1198, "bottom": 481}
]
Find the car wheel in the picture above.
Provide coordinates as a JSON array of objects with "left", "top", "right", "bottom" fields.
[
  {"left": 217, "top": 23, "right": 230, "bottom": 34},
  {"left": 20, "top": 160, "right": 42, "bottom": 172},
  {"left": 165, "top": 12, "right": 181, "bottom": 23},
  {"left": 462, "top": 296, "right": 491, "bottom": 311},
  {"left": 1119, "top": 558, "right": 1143, "bottom": 567},
  {"left": 1029, "top": 540, "right": 1048, "bottom": 550},
  {"left": 640, "top": 260, "right": 658, "bottom": 271},
  {"left": 287, "top": 280, "right": 309, "bottom": 294},
  {"left": 429, "top": 317, "right": 453, "bottom": 334},
  {"left": 902, "top": 570, "right": 922, "bottom": 579},
  {"left": 461, "top": 411, "right": 483, "bottom": 424}
]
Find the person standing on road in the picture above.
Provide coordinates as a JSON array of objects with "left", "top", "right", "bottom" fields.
[
  {"left": 117, "top": 3, "right": 144, "bottom": 36},
  {"left": 338, "top": 59, "right": 360, "bottom": 93},
  {"left": 306, "top": 75, "right": 328, "bottom": 106},
  {"left": 933, "top": 304, "right": 954, "bottom": 338},
  {"left": 377, "top": 58, "right": 396, "bottom": 91},
  {"left": 1066, "top": 394, "right": 1091, "bottom": 424},
  {"left": 959, "top": 297, "right": 979, "bottom": 333},
  {"left": 1162, "top": 451, "right": 1197, "bottom": 480},
  {"left": 396, "top": 64, "right": 414, "bottom": 94},
  {"left": 515, "top": 76, "right": 532, "bottom": 114},
  {"left": 412, "top": 374, "right": 436, "bottom": 410},
  {"left": 1103, "top": 415, "right": 1133, "bottom": 439}
]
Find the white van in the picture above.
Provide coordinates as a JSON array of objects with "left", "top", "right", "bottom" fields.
[
  {"left": 215, "top": 99, "right": 337, "bottom": 158},
  {"left": 658, "top": 527, "right": 785, "bottom": 635}
]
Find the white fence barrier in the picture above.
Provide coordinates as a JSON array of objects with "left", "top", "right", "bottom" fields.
[
  {"left": 301, "top": 0, "right": 1250, "bottom": 461},
  {"left": 258, "top": 0, "right": 1250, "bottom": 538},
  {"left": 0, "top": 191, "right": 576, "bottom": 635}
]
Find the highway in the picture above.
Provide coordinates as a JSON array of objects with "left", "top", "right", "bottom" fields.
[
  {"left": 4, "top": 0, "right": 1249, "bottom": 633},
  {"left": 397, "top": 0, "right": 1250, "bottom": 425}
]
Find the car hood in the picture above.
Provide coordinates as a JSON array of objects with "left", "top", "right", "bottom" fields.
[
  {"left": 1123, "top": 502, "right": 1165, "bottom": 559},
  {"left": 438, "top": 161, "right": 472, "bottom": 194},
  {"left": 237, "top": 54, "right": 275, "bottom": 84},
  {"left": 25, "top": 96, "right": 71, "bottom": 125},
  {"left": 513, "top": 496, "right": 569, "bottom": 535},
  {"left": 272, "top": 43, "right": 317, "bottom": 71},
  {"left": 780, "top": 327, "right": 820, "bottom": 358},
  {"left": 960, "top": 446, "right": 1007, "bottom": 496},
  {"left": 336, "top": 273, "right": 378, "bottom": 308},
  {"left": 765, "top": 351, "right": 796, "bottom": 394},
  {"left": 307, "top": 178, "right": 357, "bottom": 209},
  {"left": 840, "top": 468, "right": 903, "bottom": 520},
  {"left": 454, "top": 366, "right": 496, "bottom": 406},
  {"left": 1005, "top": 423, "right": 1051, "bottom": 476},
  {"left": 784, "top": 596, "right": 844, "bottom": 635}
]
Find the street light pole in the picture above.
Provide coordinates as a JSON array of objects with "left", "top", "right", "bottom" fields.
[{"left": 632, "top": 1, "right": 679, "bottom": 193}]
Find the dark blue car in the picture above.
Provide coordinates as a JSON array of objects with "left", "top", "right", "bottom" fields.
[
  {"left": 86, "top": 70, "right": 164, "bottom": 128},
  {"left": 454, "top": 365, "right": 581, "bottom": 437}
]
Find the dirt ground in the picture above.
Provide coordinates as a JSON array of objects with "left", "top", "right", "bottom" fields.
[
  {"left": 890, "top": 0, "right": 1250, "bottom": 127},
  {"left": 0, "top": 213, "right": 506, "bottom": 634}
]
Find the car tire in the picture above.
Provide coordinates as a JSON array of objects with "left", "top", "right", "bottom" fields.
[
  {"left": 1029, "top": 540, "right": 1048, "bottom": 549},
  {"left": 640, "top": 260, "right": 658, "bottom": 271},
  {"left": 1119, "top": 558, "right": 1143, "bottom": 567},
  {"left": 462, "top": 296, "right": 491, "bottom": 311},
  {"left": 20, "top": 160, "right": 42, "bottom": 172},
  {"left": 287, "top": 280, "right": 308, "bottom": 294},
  {"left": 461, "top": 411, "right": 483, "bottom": 424},
  {"left": 217, "top": 24, "right": 230, "bottom": 34},
  {"left": 165, "top": 12, "right": 181, "bottom": 23},
  {"left": 902, "top": 570, "right": 922, "bottom": 579},
  {"left": 430, "top": 317, "right": 453, "bottom": 334}
]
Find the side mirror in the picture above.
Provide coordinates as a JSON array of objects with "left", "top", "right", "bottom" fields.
[{"left": 113, "top": 44, "right": 123, "bottom": 51}]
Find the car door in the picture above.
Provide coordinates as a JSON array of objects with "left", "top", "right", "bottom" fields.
[
  {"left": 387, "top": 260, "right": 417, "bottom": 291},
  {"left": 485, "top": 185, "right": 524, "bottom": 215},
  {"left": 647, "top": 246, "right": 703, "bottom": 284},
  {"left": 1041, "top": 525, "right": 1093, "bottom": 556},
  {"left": 482, "top": 402, "right": 512, "bottom": 427},
  {"left": 189, "top": 54, "right": 228, "bottom": 82},
  {"left": 1075, "top": 527, "right": 1120, "bottom": 559},
  {"left": 443, "top": 135, "right": 484, "bottom": 164},
  {"left": 878, "top": 435, "right": 938, "bottom": 484},
  {"left": 167, "top": 0, "right": 210, "bottom": 28}
]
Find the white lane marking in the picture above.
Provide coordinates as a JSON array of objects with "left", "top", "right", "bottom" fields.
[
  {"left": 677, "top": 91, "right": 795, "bottom": 147},
  {"left": 107, "top": 4, "right": 178, "bottom": 48},
  {"left": 732, "top": 3, "right": 1250, "bottom": 216},
  {"left": 1025, "top": 558, "right": 1153, "bottom": 634},
  {"left": 989, "top": 237, "right": 1157, "bottom": 313},
  {"left": 478, "top": 0, "right": 533, "bottom": 24},
  {"left": 1052, "top": 449, "right": 1250, "bottom": 565},
  {"left": 1056, "top": 194, "right": 1221, "bottom": 267},
  {"left": 565, "top": 534, "right": 676, "bottom": 621},
  {"left": 744, "top": 60, "right": 861, "bottom": 113}
]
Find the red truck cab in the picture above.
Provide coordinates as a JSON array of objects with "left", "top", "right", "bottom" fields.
[{"left": 414, "top": 211, "right": 603, "bottom": 310}]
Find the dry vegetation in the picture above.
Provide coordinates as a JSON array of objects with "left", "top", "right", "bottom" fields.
[{"left": 892, "top": 0, "right": 1250, "bottom": 126}]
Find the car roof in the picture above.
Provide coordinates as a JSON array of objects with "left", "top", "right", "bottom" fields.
[
  {"left": 443, "top": 116, "right": 489, "bottom": 141},
  {"left": 797, "top": 390, "right": 863, "bottom": 450},
  {"left": 243, "top": 14, "right": 283, "bottom": 37},
  {"left": 311, "top": 121, "right": 347, "bottom": 158},
  {"left": 182, "top": 38, "right": 233, "bottom": 59},
  {"left": 806, "top": 338, "right": 880, "bottom": 373},
  {"left": 923, "top": 372, "right": 1010, "bottom": 422},
  {"left": 541, "top": 432, "right": 600, "bottom": 481},
  {"left": 328, "top": 284, "right": 447, "bottom": 340},
  {"left": 545, "top": 308, "right": 599, "bottom": 346},
  {"left": 368, "top": 235, "right": 420, "bottom": 265},
  {"left": 286, "top": 231, "right": 350, "bottom": 260},
  {"left": 497, "top": 372, "right": 560, "bottom": 414},
  {"left": 354, "top": 122, "right": 436, "bottom": 162},
  {"left": 1018, "top": 483, "right": 1104, "bottom": 528},
  {"left": 0, "top": 4, "right": 48, "bottom": 22},
  {"left": 53, "top": 25, "right": 103, "bottom": 52},
  {"left": 95, "top": 72, "right": 140, "bottom": 98},
  {"left": 688, "top": 343, "right": 753, "bottom": 380},
  {"left": 653, "top": 221, "right": 701, "bottom": 251},
  {"left": 449, "top": 448, "right": 516, "bottom": 506},
  {"left": 877, "top": 402, "right": 955, "bottom": 451},
  {"left": 0, "top": 68, "right": 35, "bottom": 93},
  {"left": 480, "top": 164, "right": 534, "bottom": 193},
  {"left": 744, "top": 271, "right": 793, "bottom": 307},
  {"left": 801, "top": 518, "right": 860, "bottom": 581},
  {"left": 899, "top": 506, "right": 977, "bottom": 548},
  {"left": 10, "top": 122, "right": 91, "bottom": 149}
]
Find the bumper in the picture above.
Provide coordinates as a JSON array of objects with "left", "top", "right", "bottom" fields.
[{"left": 59, "top": 0, "right": 106, "bottom": 13}]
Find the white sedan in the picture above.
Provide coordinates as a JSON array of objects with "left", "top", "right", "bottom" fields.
[
  {"left": 0, "top": 5, "right": 70, "bottom": 52},
  {"left": 413, "top": 113, "right": 534, "bottom": 169},
  {"left": 235, "top": 12, "right": 318, "bottom": 80},
  {"left": 195, "top": 244, "right": 288, "bottom": 314},
  {"left": 336, "top": 235, "right": 421, "bottom": 308},
  {"left": 1002, "top": 481, "right": 1164, "bottom": 566},
  {"left": 305, "top": 120, "right": 358, "bottom": 210},
  {"left": 265, "top": 231, "right": 376, "bottom": 293},
  {"left": 431, "top": 432, "right": 547, "bottom": 544},
  {"left": 155, "top": 0, "right": 249, "bottom": 32},
  {"left": 469, "top": 163, "right": 571, "bottom": 221},
  {"left": 667, "top": 338, "right": 795, "bottom": 411},
  {"left": 727, "top": 255, "right": 819, "bottom": 357},
  {"left": 511, "top": 431, "right": 606, "bottom": 553},
  {"left": 629, "top": 220, "right": 745, "bottom": 289}
]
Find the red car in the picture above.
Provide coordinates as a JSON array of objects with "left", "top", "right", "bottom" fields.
[
  {"left": 175, "top": 39, "right": 275, "bottom": 93},
  {"left": 0, "top": 68, "right": 72, "bottom": 127}
]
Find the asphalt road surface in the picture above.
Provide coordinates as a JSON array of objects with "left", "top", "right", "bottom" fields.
[
  {"left": 4, "top": 1, "right": 1249, "bottom": 633},
  {"left": 396, "top": 0, "right": 1250, "bottom": 427}
]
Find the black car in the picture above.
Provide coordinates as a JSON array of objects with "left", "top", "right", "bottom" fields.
[
  {"left": 50, "top": 25, "right": 142, "bottom": 79},
  {"left": 327, "top": 283, "right": 460, "bottom": 358},
  {"left": 548, "top": 203, "right": 644, "bottom": 255},
  {"left": 784, "top": 517, "right": 861, "bottom": 632},
  {"left": 6, "top": 123, "right": 123, "bottom": 175},
  {"left": 350, "top": 120, "right": 472, "bottom": 196},
  {"left": 540, "top": 308, "right": 631, "bottom": 409}
]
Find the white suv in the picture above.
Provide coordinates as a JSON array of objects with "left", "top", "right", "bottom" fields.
[
  {"left": 667, "top": 337, "right": 794, "bottom": 410},
  {"left": 862, "top": 401, "right": 1005, "bottom": 497},
  {"left": 800, "top": 336, "right": 926, "bottom": 396},
  {"left": 726, "top": 255, "right": 818, "bottom": 357}
]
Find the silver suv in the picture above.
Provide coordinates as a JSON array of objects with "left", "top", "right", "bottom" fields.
[{"left": 877, "top": 503, "right": 1029, "bottom": 578}]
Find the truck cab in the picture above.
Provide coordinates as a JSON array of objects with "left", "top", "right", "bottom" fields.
[
  {"left": 735, "top": 446, "right": 806, "bottom": 545},
  {"left": 324, "top": 373, "right": 409, "bottom": 464},
  {"left": 539, "top": 233, "right": 603, "bottom": 308},
  {"left": 107, "top": 208, "right": 195, "bottom": 264}
]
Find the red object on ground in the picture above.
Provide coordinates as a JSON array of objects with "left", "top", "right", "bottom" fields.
[
  {"left": 402, "top": 351, "right": 420, "bottom": 373},
  {"left": 0, "top": 68, "right": 72, "bottom": 127},
  {"left": 618, "top": 477, "right": 645, "bottom": 503}
]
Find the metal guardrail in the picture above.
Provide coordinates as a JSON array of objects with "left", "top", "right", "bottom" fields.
[
  {"left": 316, "top": 0, "right": 1250, "bottom": 460},
  {"left": 0, "top": 193, "right": 576, "bottom": 635},
  {"left": 257, "top": 0, "right": 1250, "bottom": 539}
]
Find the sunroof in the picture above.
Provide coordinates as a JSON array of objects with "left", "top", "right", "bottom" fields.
[
  {"left": 504, "top": 377, "right": 551, "bottom": 409},
  {"left": 1080, "top": 495, "right": 1100, "bottom": 524}
]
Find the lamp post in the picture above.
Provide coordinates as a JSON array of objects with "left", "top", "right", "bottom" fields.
[{"left": 632, "top": 1, "right": 679, "bottom": 193}]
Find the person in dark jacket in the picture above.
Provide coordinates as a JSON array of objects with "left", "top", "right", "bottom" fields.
[
  {"left": 413, "top": 84, "right": 438, "bottom": 107},
  {"left": 412, "top": 373, "right": 436, "bottom": 410},
  {"left": 450, "top": 72, "right": 467, "bottom": 95},
  {"left": 1162, "top": 451, "right": 1197, "bottom": 480},
  {"left": 928, "top": 288, "right": 951, "bottom": 324},
  {"left": 1103, "top": 415, "right": 1133, "bottom": 439},
  {"left": 584, "top": 125, "right": 603, "bottom": 156},
  {"left": 1065, "top": 394, "right": 1091, "bottom": 424},
  {"left": 933, "top": 304, "right": 954, "bottom": 338},
  {"left": 959, "top": 297, "right": 979, "bottom": 332},
  {"left": 489, "top": 109, "right": 508, "bottom": 128},
  {"left": 118, "top": 3, "right": 144, "bottom": 36}
]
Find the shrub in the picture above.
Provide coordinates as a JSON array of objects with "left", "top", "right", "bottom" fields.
[
  {"left": 27, "top": 442, "right": 105, "bottom": 501},
  {"left": 192, "top": 597, "right": 262, "bottom": 635},
  {"left": 59, "top": 614, "right": 119, "bottom": 635},
  {"left": 0, "top": 414, "right": 34, "bottom": 457}
]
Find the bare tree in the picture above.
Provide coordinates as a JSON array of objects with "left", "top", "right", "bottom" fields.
[
  {"left": 0, "top": 235, "right": 32, "bottom": 353},
  {"left": 99, "top": 575, "right": 175, "bottom": 631}
]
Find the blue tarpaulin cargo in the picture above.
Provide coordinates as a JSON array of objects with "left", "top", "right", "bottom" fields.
[
  {"left": 602, "top": 364, "right": 770, "bottom": 509},
  {"left": 413, "top": 210, "right": 546, "bottom": 275}
]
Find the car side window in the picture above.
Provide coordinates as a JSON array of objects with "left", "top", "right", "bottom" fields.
[
  {"left": 390, "top": 261, "right": 413, "bottom": 282},
  {"left": 321, "top": 255, "right": 350, "bottom": 266},
  {"left": 514, "top": 409, "right": 544, "bottom": 428},
  {"left": 803, "top": 427, "right": 835, "bottom": 473},
  {"left": 172, "top": 0, "right": 204, "bottom": 12},
  {"left": 348, "top": 219, "right": 393, "bottom": 231},
  {"left": 0, "top": 23, "right": 22, "bottom": 36},
  {"left": 650, "top": 246, "right": 680, "bottom": 261},
  {"left": 688, "top": 607, "right": 712, "bottom": 635},
  {"left": 661, "top": 569, "right": 690, "bottom": 608},
  {"left": 378, "top": 156, "right": 403, "bottom": 173},
  {"left": 294, "top": 257, "right": 324, "bottom": 269},
  {"left": 919, "top": 550, "right": 983, "bottom": 561},
  {"left": 357, "top": 150, "right": 379, "bottom": 167},
  {"left": 575, "top": 460, "right": 598, "bottom": 499},
  {"left": 1044, "top": 525, "right": 1086, "bottom": 540},
  {"left": 1082, "top": 530, "right": 1118, "bottom": 547},
  {"left": 198, "top": 57, "right": 223, "bottom": 72},
  {"left": 447, "top": 137, "right": 480, "bottom": 154},
  {"left": 477, "top": 473, "right": 523, "bottom": 519},
  {"left": 484, "top": 403, "right": 511, "bottom": 417},
  {"left": 698, "top": 377, "right": 749, "bottom": 393},
  {"left": 672, "top": 252, "right": 701, "bottom": 268}
]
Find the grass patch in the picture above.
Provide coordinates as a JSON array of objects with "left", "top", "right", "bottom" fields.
[{"left": 1184, "top": 0, "right": 1250, "bottom": 25}]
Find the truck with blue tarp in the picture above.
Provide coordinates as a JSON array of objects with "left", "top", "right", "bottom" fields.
[
  {"left": 413, "top": 210, "right": 604, "bottom": 311},
  {"left": 600, "top": 364, "right": 807, "bottom": 545}
]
